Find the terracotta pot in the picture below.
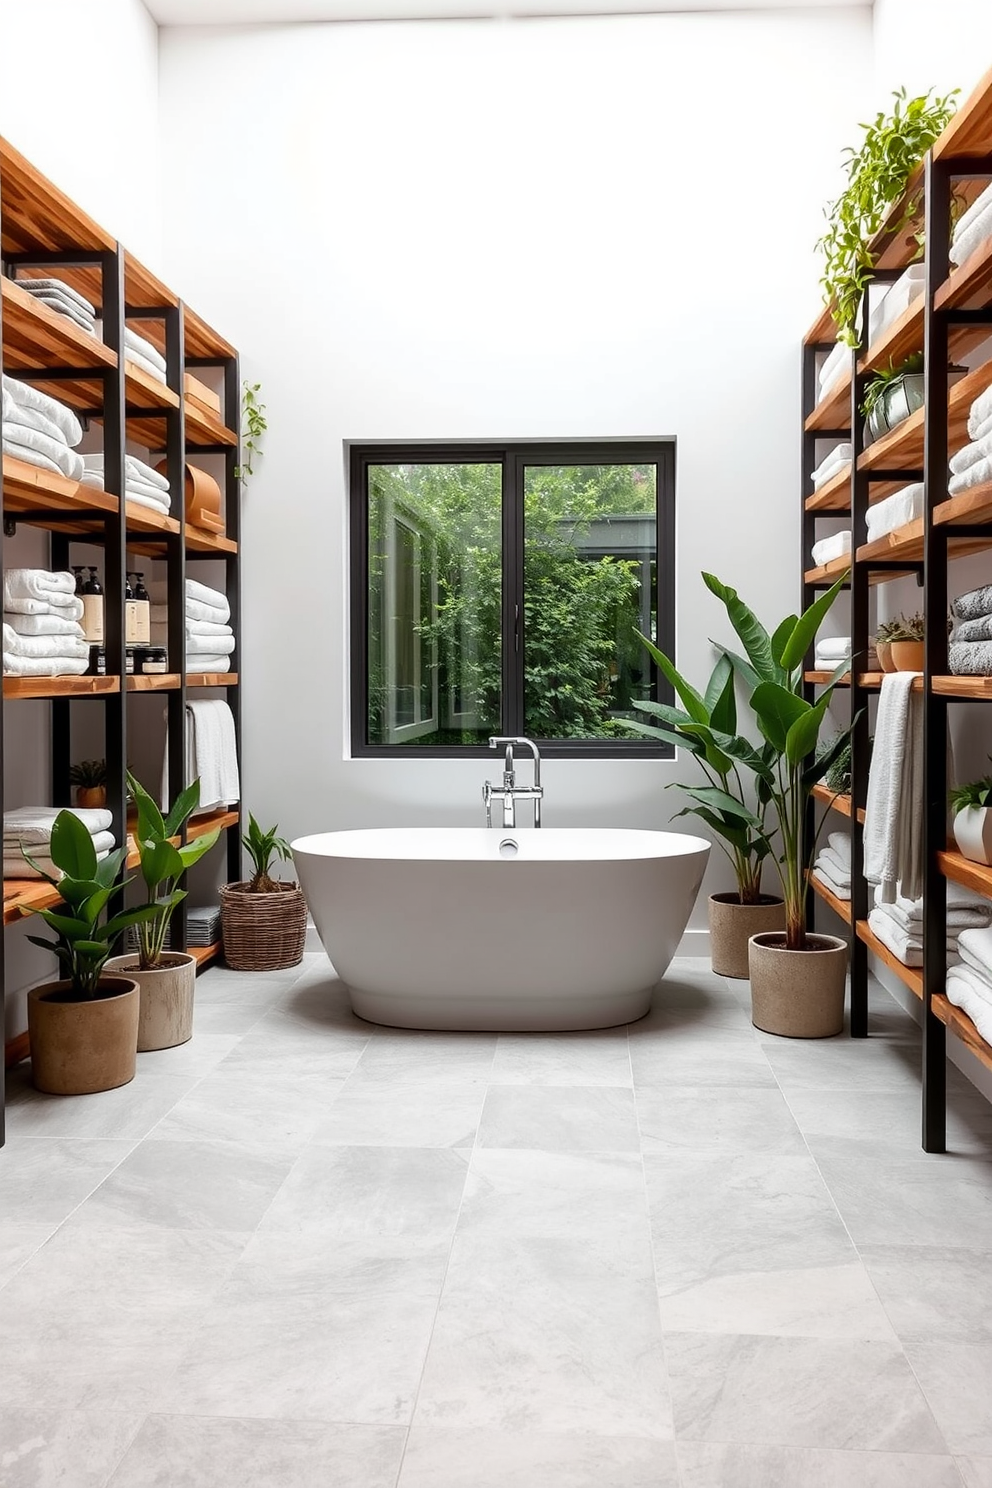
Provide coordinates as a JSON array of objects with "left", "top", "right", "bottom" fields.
[
  {"left": 76, "top": 786, "right": 107, "bottom": 809},
  {"left": 220, "top": 881, "right": 307, "bottom": 971},
  {"left": 27, "top": 975, "right": 139, "bottom": 1095},
  {"left": 105, "top": 952, "right": 196, "bottom": 1050},
  {"left": 876, "top": 640, "right": 895, "bottom": 673},
  {"left": 890, "top": 639, "right": 925, "bottom": 672},
  {"left": 708, "top": 893, "right": 786, "bottom": 979},
  {"left": 748, "top": 932, "right": 848, "bottom": 1038},
  {"left": 952, "top": 806, "right": 992, "bottom": 866}
]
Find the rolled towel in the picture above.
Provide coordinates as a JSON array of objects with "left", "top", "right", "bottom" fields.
[
  {"left": 811, "top": 531, "right": 852, "bottom": 567},
  {"left": 952, "top": 585, "right": 992, "bottom": 623},
  {"left": 950, "top": 200, "right": 992, "bottom": 268},
  {"left": 1, "top": 422, "right": 84, "bottom": 481},
  {"left": 815, "top": 637, "right": 851, "bottom": 662},
  {"left": 2, "top": 625, "right": 89, "bottom": 662},
  {"left": 946, "top": 964, "right": 992, "bottom": 1043},
  {"left": 950, "top": 435, "right": 992, "bottom": 477},
  {"left": 865, "top": 483, "right": 925, "bottom": 541},
  {"left": 812, "top": 865, "right": 850, "bottom": 901},
  {"left": 4, "top": 605, "right": 84, "bottom": 635},
  {"left": 17, "top": 277, "right": 97, "bottom": 320},
  {"left": 949, "top": 640, "right": 992, "bottom": 676},
  {"left": 2, "top": 652, "right": 90, "bottom": 677},
  {"left": 949, "top": 455, "right": 992, "bottom": 495},
  {"left": 4, "top": 570, "right": 77, "bottom": 609},
  {"left": 827, "top": 831, "right": 851, "bottom": 867},
  {"left": 818, "top": 342, "right": 850, "bottom": 399},
  {"left": 124, "top": 328, "right": 167, "bottom": 376},
  {"left": 2, "top": 375, "right": 83, "bottom": 447},
  {"left": 968, "top": 383, "right": 992, "bottom": 441},
  {"left": 953, "top": 612, "right": 992, "bottom": 643},
  {"left": 3, "top": 806, "right": 112, "bottom": 841}
]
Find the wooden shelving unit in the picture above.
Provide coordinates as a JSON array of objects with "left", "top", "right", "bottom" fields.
[
  {"left": 0, "top": 136, "right": 245, "bottom": 1126},
  {"left": 810, "top": 873, "right": 852, "bottom": 925},
  {"left": 801, "top": 64, "right": 992, "bottom": 1151}
]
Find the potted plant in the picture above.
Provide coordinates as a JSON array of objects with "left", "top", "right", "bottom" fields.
[
  {"left": 888, "top": 611, "right": 925, "bottom": 671},
  {"left": 104, "top": 772, "right": 221, "bottom": 1050},
  {"left": 220, "top": 814, "right": 307, "bottom": 971},
  {"left": 23, "top": 812, "right": 157, "bottom": 1094},
  {"left": 703, "top": 570, "right": 855, "bottom": 1037},
  {"left": 629, "top": 634, "right": 784, "bottom": 979},
  {"left": 951, "top": 763, "right": 992, "bottom": 865},
  {"left": 69, "top": 758, "right": 107, "bottom": 809},
  {"left": 874, "top": 619, "right": 899, "bottom": 673},
  {"left": 862, "top": 353, "right": 925, "bottom": 443},
  {"left": 818, "top": 88, "right": 958, "bottom": 346}
]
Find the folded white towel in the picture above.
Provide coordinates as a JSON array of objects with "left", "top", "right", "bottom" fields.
[
  {"left": 18, "top": 277, "right": 97, "bottom": 320},
  {"left": 815, "top": 637, "right": 851, "bottom": 662},
  {"left": 875, "top": 884, "right": 991, "bottom": 931},
  {"left": 811, "top": 531, "right": 852, "bottom": 567},
  {"left": 968, "top": 383, "right": 992, "bottom": 441},
  {"left": 186, "top": 655, "right": 233, "bottom": 673},
  {"left": 812, "top": 864, "right": 851, "bottom": 901},
  {"left": 949, "top": 455, "right": 992, "bottom": 496},
  {"left": 818, "top": 342, "right": 850, "bottom": 400},
  {"left": 827, "top": 831, "right": 851, "bottom": 867},
  {"left": 150, "top": 611, "right": 231, "bottom": 638},
  {"left": 953, "top": 612, "right": 992, "bottom": 643},
  {"left": 865, "top": 483, "right": 925, "bottom": 541},
  {"left": 5, "top": 842, "right": 113, "bottom": 882},
  {"left": 951, "top": 198, "right": 992, "bottom": 268},
  {"left": 946, "top": 965, "right": 992, "bottom": 1043},
  {"left": 1, "top": 375, "right": 83, "bottom": 447},
  {"left": 2, "top": 394, "right": 74, "bottom": 451},
  {"left": 868, "top": 906, "right": 959, "bottom": 967},
  {"left": 1, "top": 422, "right": 84, "bottom": 481},
  {"left": 81, "top": 453, "right": 170, "bottom": 494},
  {"left": 957, "top": 924, "right": 992, "bottom": 977},
  {"left": 811, "top": 443, "right": 853, "bottom": 489},
  {"left": 2, "top": 624, "right": 89, "bottom": 661},
  {"left": 187, "top": 700, "right": 240, "bottom": 809},
  {"left": 818, "top": 844, "right": 851, "bottom": 883},
  {"left": 4, "top": 570, "right": 77, "bottom": 608},
  {"left": 125, "top": 350, "right": 167, "bottom": 386},
  {"left": 953, "top": 181, "right": 992, "bottom": 246},
  {"left": 6, "top": 829, "right": 114, "bottom": 863},
  {"left": 868, "top": 267, "right": 926, "bottom": 345},
  {"left": 3, "top": 806, "right": 112, "bottom": 841},
  {"left": 124, "top": 328, "right": 167, "bottom": 375},
  {"left": 1, "top": 437, "right": 66, "bottom": 478},
  {"left": 950, "top": 434, "right": 992, "bottom": 477},
  {"left": 185, "top": 631, "right": 235, "bottom": 657},
  {"left": 2, "top": 652, "right": 90, "bottom": 677},
  {"left": 864, "top": 672, "right": 923, "bottom": 904},
  {"left": 4, "top": 605, "right": 84, "bottom": 635},
  {"left": 80, "top": 471, "right": 171, "bottom": 513},
  {"left": 150, "top": 579, "right": 230, "bottom": 624}
]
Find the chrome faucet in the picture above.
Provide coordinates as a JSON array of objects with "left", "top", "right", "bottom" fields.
[{"left": 482, "top": 736, "right": 543, "bottom": 829}]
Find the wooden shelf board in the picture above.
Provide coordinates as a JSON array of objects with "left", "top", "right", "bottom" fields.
[
  {"left": 934, "top": 483, "right": 992, "bottom": 531},
  {"left": 126, "top": 673, "right": 181, "bottom": 692},
  {"left": 932, "top": 993, "right": 992, "bottom": 1072},
  {"left": 859, "top": 404, "right": 925, "bottom": 480},
  {"left": 804, "top": 303, "right": 838, "bottom": 346},
  {"left": 183, "top": 304, "right": 236, "bottom": 362},
  {"left": 937, "top": 849, "right": 992, "bottom": 899},
  {"left": 803, "top": 557, "right": 851, "bottom": 587},
  {"left": 2, "top": 277, "right": 117, "bottom": 374},
  {"left": 856, "top": 919, "right": 924, "bottom": 999},
  {"left": 124, "top": 360, "right": 180, "bottom": 413},
  {"left": 184, "top": 401, "right": 238, "bottom": 448},
  {"left": 811, "top": 783, "right": 866, "bottom": 823},
  {"left": 186, "top": 672, "right": 238, "bottom": 687},
  {"left": 804, "top": 670, "right": 851, "bottom": 686},
  {"left": 936, "top": 233, "right": 992, "bottom": 316},
  {"left": 935, "top": 63, "right": 992, "bottom": 161},
  {"left": 191, "top": 941, "right": 223, "bottom": 969},
  {"left": 805, "top": 376, "right": 851, "bottom": 433},
  {"left": 2, "top": 675, "right": 119, "bottom": 699},
  {"left": 2, "top": 456, "right": 116, "bottom": 523},
  {"left": 188, "top": 810, "right": 239, "bottom": 841},
  {"left": 185, "top": 527, "right": 237, "bottom": 555},
  {"left": 124, "top": 501, "right": 180, "bottom": 538},
  {"left": 810, "top": 873, "right": 852, "bottom": 924},
  {"left": 3, "top": 876, "right": 64, "bottom": 926},
  {"left": 857, "top": 518, "right": 923, "bottom": 566},
  {"left": 125, "top": 250, "right": 179, "bottom": 314},
  {"left": 0, "top": 134, "right": 115, "bottom": 255},
  {"left": 805, "top": 464, "right": 851, "bottom": 513},
  {"left": 856, "top": 672, "right": 885, "bottom": 689},
  {"left": 932, "top": 675, "right": 992, "bottom": 699}
]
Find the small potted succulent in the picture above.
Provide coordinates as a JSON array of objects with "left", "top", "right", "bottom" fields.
[
  {"left": 69, "top": 758, "right": 107, "bottom": 809},
  {"left": 887, "top": 611, "right": 925, "bottom": 672},
  {"left": 220, "top": 814, "right": 307, "bottom": 971},
  {"left": 951, "top": 763, "right": 992, "bottom": 865},
  {"left": 105, "top": 772, "right": 221, "bottom": 1050},
  {"left": 861, "top": 353, "right": 925, "bottom": 444},
  {"left": 24, "top": 812, "right": 157, "bottom": 1094}
]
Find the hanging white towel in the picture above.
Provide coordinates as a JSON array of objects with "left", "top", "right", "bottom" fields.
[
  {"left": 186, "top": 700, "right": 240, "bottom": 810},
  {"left": 863, "top": 672, "right": 923, "bottom": 904}
]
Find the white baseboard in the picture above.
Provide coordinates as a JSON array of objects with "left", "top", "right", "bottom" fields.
[
  {"left": 304, "top": 920, "right": 322, "bottom": 953},
  {"left": 676, "top": 927, "right": 711, "bottom": 959}
]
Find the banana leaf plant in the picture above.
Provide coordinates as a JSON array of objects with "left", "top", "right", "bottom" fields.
[
  {"left": 627, "top": 641, "right": 777, "bottom": 905},
  {"left": 700, "top": 569, "right": 857, "bottom": 950}
]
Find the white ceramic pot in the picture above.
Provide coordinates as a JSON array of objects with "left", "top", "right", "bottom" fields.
[
  {"left": 105, "top": 952, "right": 197, "bottom": 1050},
  {"left": 953, "top": 806, "right": 992, "bottom": 866}
]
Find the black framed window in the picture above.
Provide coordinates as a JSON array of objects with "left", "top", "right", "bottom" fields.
[{"left": 350, "top": 441, "right": 675, "bottom": 758}]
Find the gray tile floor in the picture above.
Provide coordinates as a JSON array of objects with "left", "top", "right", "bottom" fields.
[{"left": 2, "top": 954, "right": 992, "bottom": 1486}]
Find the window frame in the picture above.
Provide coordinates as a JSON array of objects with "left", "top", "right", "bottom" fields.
[{"left": 349, "top": 439, "right": 676, "bottom": 759}]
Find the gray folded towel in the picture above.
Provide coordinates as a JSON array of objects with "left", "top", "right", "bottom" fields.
[
  {"left": 949, "top": 640, "right": 992, "bottom": 676},
  {"left": 18, "top": 278, "right": 96, "bottom": 319},
  {"left": 953, "top": 613, "right": 992, "bottom": 643},
  {"left": 952, "top": 585, "right": 992, "bottom": 622},
  {"left": 27, "top": 294, "right": 95, "bottom": 336}
]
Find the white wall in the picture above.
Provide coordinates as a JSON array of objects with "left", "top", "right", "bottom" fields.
[
  {"left": 158, "top": 8, "right": 871, "bottom": 926},
  {"left": 873, "top": 0, "right": 992, "bottom": 105}
]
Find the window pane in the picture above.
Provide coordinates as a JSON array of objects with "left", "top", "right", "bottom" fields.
[
  {"left": 523, "top": 464, "right": 657, "bottom": 740},
  {"left": 367, "top": 462, "right": 501, "bottom": 746}
]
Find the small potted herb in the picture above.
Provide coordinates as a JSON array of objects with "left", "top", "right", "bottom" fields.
[
  {"left": 220, "top": 814, "right": 307, "bottom": 971},
  {"left": 951, "top": 762, "right": 992, "bottom": 865},
  {"left": 874, "top": 619, "right": 899, "bottom": 673},
  {"left": 887, "top": 611, "right": 925, "bottom": 672},
  {"left": 861, "top": 353, "right": 925, "bottom": 444},
  {"left": 69, "top": 758, "right": 107, "bottom": 810}
]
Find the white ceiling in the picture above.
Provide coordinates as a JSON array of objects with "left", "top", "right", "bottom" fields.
[{"left": 146, "top": 0, "right": 869, "bottom": 25}]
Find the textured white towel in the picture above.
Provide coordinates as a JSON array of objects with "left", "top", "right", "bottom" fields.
[
  {"left": 6, "top": 829, "right": 114, "bottom": 860},
  {"left": 1, "top": 421, "right": 84, "bottom": 481},
  {"left": 150, "top": 579, "right": 230, "bottom": 624},
  {"left": 125, "top": 349, "right": 167, "bottom": 386},
  {"left": 884, "top": 886, "right": 992, "bottom": 931},
  {"left": 958, "top": 925, "right": 992, "bottom": 980},
  {"left": 5, "top": 843, "right": 113, "bottom": 881},
  {"left": 4, "top": 606, "right": 84, "bottom": 635},
  {"left": 865, "top": 483, "right": 925, "bottom": 541},
  {"left": 950, "top": 455, "right": 992, "bottom": 496},
  {"left": 950, "top": 434, "right": 992, "bottom": 477},
  {"left": 1, "top": 392, "right": 74, "bottom": 449},
  {"left": 953, "top": 611, "right": 992, "bottom": 642},
  {"left": 818, "top": 342, "right": 850, "bottom": 399},
  {"left": 811, "top": 443, "right": 853, "bottom": 490},
  {"left": 815, "top": 637, "right": 851, "bottom": 662},
  {"left": 3, "top": 806, "right": 112, "bottom": 841},
  {"left": 946, "top": 964, "right": 992, "bottom": 1043},
  {"left": 2, "top": 624, "right": 89, "bottom": 661},
  {"left": 1, "top": 437, "right": 65, "bottom": 478},
  {"left": 4, "top": 570, "right": 77, "bottom": 607},
  {"left": 864, "top": 672, "right": 923, "bottom": 904},
  {"left": 812, "top": 863, "right": 850, "bottom": 900},
  {"left": 2, "top": 653, "right": 89, "bottom": 677},
  {"left": 811, "top": 531, "right": 852, "bottom": 567},
  {"left": 953, "top": 181, "right": 992, "bottom": 246},
  {"left": 2, "top": 375, "right": 82, "bottom": 446},
  {"left": 26, "top": 293, "right": 95, "bottom": 335},
  {"left": 818, "top": 845, "right": 851, "bottom": 883},
  {"left": 868, "top": 906, "right": 960, "bottom": 967},
  {"left": 951, "top": 199, "right": 992, "bottom": 268},
  {"left": 80, "top": 471, "right": 171, "bottom": 513},
  {"left": 82, "top": 453, "right": 170, "bottom": 493},
  {"left": 827, "top": 831, "right": 851, "bottom": 867},
  {"left": 868, "top": 266, "right": 926, "bottom": 345},
  {"left": 150, "top": 609, "right": 230, "bottom": 638},
  {"left": 124, "top": 328, "right": 167, "bottom": 375},
  {"left": 952, "top": 585, "right": 992, "bottom": 622},
  {"left": 187, "top": 700, "right": 240, "bottom": 809},
  {"left": 968, "top": 383, "right": 992, "bottom": 441},
  {"left": 185, "top": 631, "right": 235, "bottom": 657},
  {"left": 186, "top": 655, "right": 232, "bottom": 673}
]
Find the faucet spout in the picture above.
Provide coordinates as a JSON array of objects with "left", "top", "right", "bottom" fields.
[{"left": 484, "top": 736, "right": 543, "bottom": 829}]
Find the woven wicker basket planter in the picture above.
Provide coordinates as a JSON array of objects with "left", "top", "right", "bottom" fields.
[{"left": 220, "top": 881, "right": 308, "bottom": 971}]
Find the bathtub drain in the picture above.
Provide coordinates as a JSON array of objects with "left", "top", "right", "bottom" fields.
[{"left": 498, "top": 838, "right": 519, "bottom": 858}]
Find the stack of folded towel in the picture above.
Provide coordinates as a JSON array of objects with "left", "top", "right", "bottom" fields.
[
  {"left": 2, "top": 375, "right": 84, "bottom": 482},
  {"left": 812, "top": 832, "right": 851, "bottom": 900},
  {"left": 817, "top": 343, "right": 850, "bottom": 403},
  {"left": 4, "top": 806, "right": 115, "bottom": 880},
  {"left": 947, "top": 924, "right": 992, "bottom": 1042},
  {"left": 3, "top": 570, "right": 89, "bottom": 677},
  {"left": 811, "top": 443, "right": 852, "bottom": 491},
  {"left": 949, "top": 584, "right": 992, "bottom": 676},
  {"left": 865, "top": 482, "right": 924, "bottom": 542},
  {"left": 867, "top": 263, "right": 926, "bottom": 345},
  {"left": 80, "top": 453, "right": 172, "bottom": 516},
  {"left": 123, "top": 328, "right": 167, "bottom": 386},
  {"left": 814, "top": 636, "right": 851, "bottom": 669},
  {"left": 869, "top": 884, "right": 992, "bottom": 968},
  {"left": 950, "top": 181, "right": 992, "bottom": 270},
  {"left": 810, "top": 531, "right": 852, "bottom": 567},
  {"left": 17, "top": 277, "right": 97, "bottom": 336},
  {"left": 949, "top": 382, "right": 992, "bottom": 496},
  {"left": 150, "top": 578, "right": 235, "bottom": 673}
]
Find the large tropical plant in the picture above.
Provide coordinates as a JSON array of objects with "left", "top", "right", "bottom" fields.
[
  {"left": 700, "top": 570, "right": 855, "bottom": 950},
  {"left": 127, "top": 771, "right": 222, "bottom": 970},
  {"left": 627, "top": 643, "right": 776, "bottom": 904}
]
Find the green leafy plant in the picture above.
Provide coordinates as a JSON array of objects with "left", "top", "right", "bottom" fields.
[
  {"left": 861, "top": 352, "right": 924, "bottom": 420},
  {"left": 244, "top": 813, "right": 293, "bottom": 893},
  {"left": 23, "top": 812, "right": 156, "bottom": 999},
  {"left": 818, "top": 88, "right": 958, "bottom": 346},
  {"left": 235, "top": 380, "right": 267, "bottom": 484},
  {"left": 68, "top": 758, "right": 106, "bottom": 789},
  {"left": 127, "top": 772, "right": 222, "bottom": 970},
  {"left": 950, "top": 761, "right": 992, "bottom": 815},
  {"left": 875, "top": 619, "right": 900, "bottom": 643},
  {"left": 702, "top": 570, "right": 857, "bottom": 949},
  {"left": 888, "top": 610, "right": 925, "bottom": 641},
  {"left": 628, "top": 631, "right": 776, "bottom": 905}
]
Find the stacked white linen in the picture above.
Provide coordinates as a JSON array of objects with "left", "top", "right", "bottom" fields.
[
  {"left": 149, "top": 578, "right": 235, "bottom": 672},
  {"left": 817, "top": 342, "right": 850, "bottom": 402},
  {"left": 814, "top": 636, "right": 851, "bottom": 666},
  {"left": 948, "top": 923, "right": 992, "bottom": 1042},
  {"left": 868, "top": 883, "right": 992, "bottom": 967},
  {"left": 950, "top": 180, "right": 992, "bottom": 269},
  {"left": 949, "top": 380, "right": 992, "bottom": 496},
  {"left": 867, "top": 263, "right": 926, "bottom": 345},
  {"left": 80, "top": 453, "right": 172, "bottom": 516},
  {"left": 812, "top": 831, "right": 851, "bottom": 900},
  {"left": 811, "top": 531, "right": 851, "bottom": 567},
  {"left": 949, "top": 584, "right": 992, "bottom": 676},
  {"left": 3, "top": 570, "right": 89, "bottom": 676},
  {"left": 865, "top": 482, "right": 925, "bottom": 542},
  {"left": 123, "top": 328, "right": 167, "bottom": 386},
  {"left": 2, "top": 375, "right": 84, "bottom": 481},
  {"left": 811, "top": 443, "right": 852, "bottom": 491},
  {"left": 17, "top": 277, "right": 97, "bottom": 337},
  {"left": 4, "top": 806, "right": 114, "bottom": 880}
]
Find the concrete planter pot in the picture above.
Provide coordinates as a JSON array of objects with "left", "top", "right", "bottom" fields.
[
  {"left": 27, "top": 975, "right": 139, "bottom": 1095},
  {"left": 106, "top": 952, "right": 196, "bottom": 1050},
  {"left": 890, "top": 639, "right": 925, "bottom": 672},
  {"left": 708, "top": 893, "right": 786, "bottom": 979},
  {"left": 952, "top": 806, "right": 992, "bottom": 866},
  {"left": 748, "top": 932, "right": 848, "bottom": 1038}
]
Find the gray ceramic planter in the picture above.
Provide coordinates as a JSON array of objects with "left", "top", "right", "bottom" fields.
[{"left": 865, "top": 372, "right": 925, "bottom": 444}]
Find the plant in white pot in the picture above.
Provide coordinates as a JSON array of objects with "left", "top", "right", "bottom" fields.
[
  {"left": 220, "top": 814, "right": 307, "bottom": 971},
  {"left": 105, "top": 773, "right": 221, "bottom": 1051},
  {"left": 628, "top": 636, "right": 783, "bottom": 978},
  {"left": 23, "top": 813, "right": 157, "bottom": 1094},
  {"left": 951, "top": 764, "right": 992, "bottom": 866},
  {"left": 704, "top": 570, "right": 857, "bottom": 1037}
]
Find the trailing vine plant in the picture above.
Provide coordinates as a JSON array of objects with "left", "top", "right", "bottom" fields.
[
  {"left": 818, "top": 88, "right": 959, "bottom": 347},
  {"left": 235, "top": 380, "right": 267, "bottom": 485}
]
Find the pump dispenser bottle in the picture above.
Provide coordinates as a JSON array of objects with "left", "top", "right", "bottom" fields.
[{"left": 81, "top": 567, "right": 104, "bottom": 644}]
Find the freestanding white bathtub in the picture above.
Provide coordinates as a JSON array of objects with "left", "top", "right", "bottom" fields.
[{"left": 291, "top": 827, "right": 709, "bottom": 1031}]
